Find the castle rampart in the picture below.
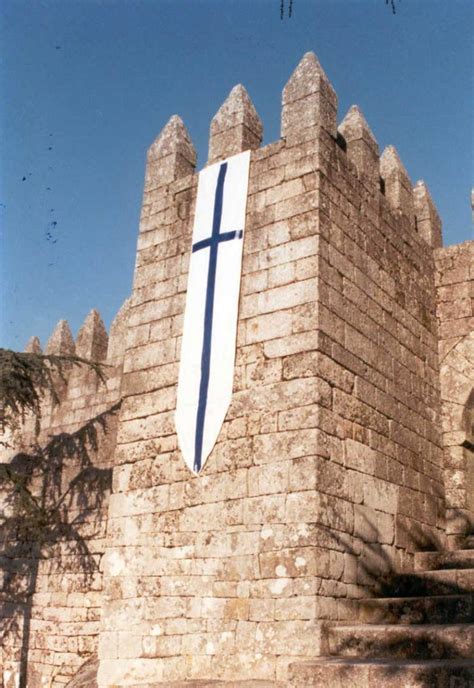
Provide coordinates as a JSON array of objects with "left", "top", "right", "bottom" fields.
[
  {"left": 1, "top": 51, "right": 472, "bottom": 688},
  {"left": 1, "top": 307, "right": 127, "bottom": 686}
]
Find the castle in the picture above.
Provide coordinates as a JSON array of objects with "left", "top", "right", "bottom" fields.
[{"left": 1, "top": 52, "right": 473, "bottom": 687}]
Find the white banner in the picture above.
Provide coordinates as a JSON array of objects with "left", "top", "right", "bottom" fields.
[{"left": 175, "top": 150, "right": 251, "bottom": 473}]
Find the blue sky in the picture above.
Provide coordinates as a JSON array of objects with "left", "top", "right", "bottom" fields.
[{"left": 1, "top": 0, "right": 472, "bottom": 351}]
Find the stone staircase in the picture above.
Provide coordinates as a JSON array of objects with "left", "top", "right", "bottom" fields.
[{"left": 290, "top": 549, "right": 474, "bottom": 687}]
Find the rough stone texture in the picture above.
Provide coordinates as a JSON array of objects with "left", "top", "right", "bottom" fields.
[
  {"left": 289, "top": 545, "right": 474, "bottom": 685},
  {"left": 75, "top": 309, "right": 109, "bottom": 361},
  {"left": 413, "top": 181, "right": 443, "bottom": 248},
  {"left": 24, "top": 336, "right": 42, "bottom": 354},
  {"left": 208, "top": 85, "right": 263, "bottom": 164},
  {"left": 435, "top": 241, "right": 474, "bottom": 548},
  {"left": 45, "top": 319, "right": 76, "bottom": 355},
  {"left": 0, "top": 307, "right": 127, "bottom": 688},
  {"left": 96, "top": 53, "right": 448, "bottom": 685},
  {"left": 1, "top": 51, "right": 473, "bottom": 688},
  {"left": 380, "top": 145, "right": 415, "bottom": 226},
  {"left": 338, "top": 106, "right": 379, "bottom": 187},
  {"left": 146, "top": 115, "right": 196, "bottom": 191},
  {"left": 282, "top": 52, "right": 337, "bottom": 140},
  {"left": 66, "top": 656, "right": 99, "bottom": 688}
]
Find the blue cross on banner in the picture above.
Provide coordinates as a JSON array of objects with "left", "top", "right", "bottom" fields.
[{"left": 175, "top": 150, "right": 251, "bottom": 473}]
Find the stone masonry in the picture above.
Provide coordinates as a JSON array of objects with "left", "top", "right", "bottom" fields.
[{"left": 1, "top": 52, "right": 472, "bottom": 687}]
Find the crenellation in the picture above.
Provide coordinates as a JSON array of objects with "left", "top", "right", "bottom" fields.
[
  {"left": 338, "top": 105, "right": 379, "bottom": 187},
  {"left": 413, "top": 179, "right": 443, "bottom": 248},
  {"left": 74, "top": 309, "right": 108, "bottom": 361},
  {"left": 379, "top": 145, "right": 415, "bottom": 224},
  {"left": 144, "top": 114, "right": 197, "bottom": 194},
  {"left": 107, "top": 297, "right": 132, "bottom": 367},
  {"left": 282, "top": 52, "right": 338, "bottom": 141},
  {"left": 45, "top": 319, "right": 75, "bottom": 356},
  {"left": 25, "top": 334, "right": 42, "bottom": 353},
  {"left": 208, "top": 84, "right": 263, "bottom": 164},
  {"left": 4, "top": 50, "right": 474, "bottom": 688}
]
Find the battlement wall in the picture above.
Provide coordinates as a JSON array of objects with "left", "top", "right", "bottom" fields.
[
  {"left": 1, "top": 305, "right": 130, "bottom": 686},
  {"left": 4, "top": 49, "right": 472, "bottom": 688},
  {"left": 435, "top": 241, "right": 474, "bottom": 549},
  {"left": 95, "top": 52, "right": 448, "bottom": 686}
]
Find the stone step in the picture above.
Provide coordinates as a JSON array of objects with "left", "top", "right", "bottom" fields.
[
  {"left": 357, "top": 594, "right": 473, "bottom": 625},
  {"left": 328, "top": 623, "right": 474, "bottom": 659},
  {"left": 465, "top": 534, "right": 474, "bottom": 549},
  {"left": 379, "top": 568, "right": 474, "bottom": 597},
  {"left": 116, "top": 683, "right": 284, "bottom": 688},
  {"left": 289, "top": 657, "right": 474, "bottom": 688},
  {"left": 128, "top": 683, "right": 284, "bottom": 688},
  {"left": 415, "top": 549, "right": 474, "bottom": 571}
]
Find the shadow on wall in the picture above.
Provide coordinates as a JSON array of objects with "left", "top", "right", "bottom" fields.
[
  {"left": 0, "top": 403, "right": 120, "bottom": 688},
  {"left": 332, "top": 510, "right": 473, "bottom": 685},
  {"left": 461, "top": 387, "right": 474, "bottom": 517}
]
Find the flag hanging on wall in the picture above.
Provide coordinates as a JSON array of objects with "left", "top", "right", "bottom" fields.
[{"left": 175, "top": 150, "right": 251, "bottom": 474}]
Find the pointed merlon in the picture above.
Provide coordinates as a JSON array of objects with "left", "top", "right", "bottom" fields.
[
  {"left": 45, "top": 320, "right": 75, "bottom": 356},
  {"left": 208, "top": 84, "right": 263, "bottom": 164},
  {"left": 148, "top": 115, "right": 196, "bottom": 164},
  {"left": 75, "top": 309, "right": 108, "bottom": 362},
  {"left": 283, "top": 52, "right": 335, "bottom": 103},
  {"left": 211, "top": 85, "right": 263, "bottom": 137},
  {"left": 413, "top": 180, "right": 443, "bottom": 248},
  {"left": 281, "top": 51, "right": 337, "bottom": 140},
  {"left": 107, "top": 297, "right": 132, "bottom": 365},
  {"left": 338, "top": 105, "right": 379, "bottom": 184},
  {"left": 338, "top": 106, "right": 378, "bottom": 152},
  {"left": 380, "top": 145, "right": 411, "bottom": 183},
  {"left": 25, "top": 336, "right": 42, "bottom": 354},
  {"left": 380, "top": 145, "right": 414, "bottom": 220},
  {"left": 146, "top": 115, "right": 196, "bottom": 189}
]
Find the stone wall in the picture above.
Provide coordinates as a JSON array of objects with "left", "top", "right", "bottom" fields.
[
  {"left": 314, "top": 114, "right": 445, "bottom": 575},
  {"left": 1, "top": 305, "right": 128, "bottom": 688},
  {"left": 97, "top": 53, "right": 447, "bottom": 686},
  {"left": 435, "top": 241, "right": 474, "bottom": 547},
  {"left": 2, "top": 49, "right": 472, "bottom": 688}
]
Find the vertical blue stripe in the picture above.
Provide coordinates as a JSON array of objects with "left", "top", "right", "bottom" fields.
[{"left": 193, "top": 162, "right": 228, "bottom": 472}]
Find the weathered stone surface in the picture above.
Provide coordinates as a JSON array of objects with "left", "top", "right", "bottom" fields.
[
  {"left": 435, "top": 242, "right": 474, "bottom": 548},
  {"left": 146, "top": 115, "right": 196, "bottom": 189},
  {"left": 75, "top": 309, "right": 108, "bottom": 361},
  {"left": 66, "top": 656, "right": 99, "bottom": 687},
  {"left": 413, "top": 180, "right": 443, "bottom": 248},
  {"left": 282, "top": 52, "right": 337, "bottom": 140},
  {"left": 45, "top": 319, "right": 75, "bottom": 355},
  {"left": 108, "top": 297, "right": 132, "bottom": 365},
  {"left": 338, "top": 105, "right": 379, "bottom": 185},
  {"left": 380, "top": 145, "right": 415, "bottom": 222},
  {"left": 4, "top": 49, "right": 473, "bottom": 688},
  {"left": 208, "top": 84, "right": 262, "bottom": 163},
  {"left": 25, "top": 335, "right": 42, "bottom": 353}
]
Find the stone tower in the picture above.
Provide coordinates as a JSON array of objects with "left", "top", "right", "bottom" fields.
[{"left": 1, "top": 51, "right": 473, "bottom": 688}]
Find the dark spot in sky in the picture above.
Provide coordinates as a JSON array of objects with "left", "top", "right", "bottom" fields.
[
  {"left": 51, "top": 221, "right": 57, "bottom": 227},
  {"left": 22, "top": 176, "right": 26, "bottom": 181},
  {"left": 55, "top": 46, "right": 61, "bottom": 50},
  {"left": 50, "top": 208, "right": 55, "bottom": 212},
  {"left": 48, "top": 147, "right": 52, "bottom": 151},
  {"left": 46, "top": 187, "right": 51, "bottom": 191}
]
